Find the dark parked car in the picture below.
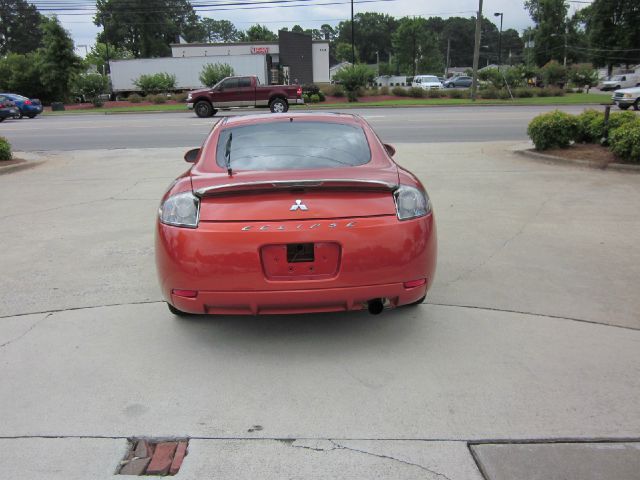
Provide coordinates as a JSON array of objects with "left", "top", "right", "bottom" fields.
[
  {"left": 444, "top": 76, "right": 473, "bottom": 88},
  {"left": 0, "top": 93, "right": 43, "bottom": 119},
  {"left": 0, "top": 95, "right": 20, "bottom": 122}
]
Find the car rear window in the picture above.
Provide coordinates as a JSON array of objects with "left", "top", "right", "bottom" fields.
[{"left": 215, "top": 121, "right": 371, "bottom": 170}]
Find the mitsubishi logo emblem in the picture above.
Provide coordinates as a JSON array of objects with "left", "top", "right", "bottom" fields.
[{"left": 290, "top": 199, "right": 308, "bottom": 211}]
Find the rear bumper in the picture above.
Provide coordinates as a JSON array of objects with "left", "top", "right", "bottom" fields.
[
  {"left": 171, "top": 283, "right": 427, "bottom": 315},
  {"left": 296, "top": 98, "right": 305, "bottom": 105},
  {"left": 156, "top": 215, "right": 437, "bottom": 315}
]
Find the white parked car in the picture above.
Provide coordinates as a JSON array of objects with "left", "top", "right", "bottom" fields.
[
  {"left": 412, "top": 75, "right": 443, "bottom": 90},
  {"left": 612, "top": 86, "right": 640, "bottom": 110},
  {"left": 600, "top": 74, "right": 640, "bottom": 91}
]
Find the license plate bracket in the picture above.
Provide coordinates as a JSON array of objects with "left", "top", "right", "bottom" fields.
[{"left": 261, "top": 243, "right": 341, "bottom": 280}]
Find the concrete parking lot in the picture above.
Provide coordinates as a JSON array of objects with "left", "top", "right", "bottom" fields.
[{"left": 1, "top": 110, "right": 639, "bottom": 478}]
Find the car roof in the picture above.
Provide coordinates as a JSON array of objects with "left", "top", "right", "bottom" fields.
[{"left": 221, "top": 112, "right": 366, "bottom": 128}]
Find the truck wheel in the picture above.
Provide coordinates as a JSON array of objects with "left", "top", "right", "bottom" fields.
[
  {"left": 618, "top": 104, "right": 630, "bottom": 110},
  {"left": 194, "top": 101, "right": 213, "bottom": 118},
  {"left": 633, "top": 100, "right": 639, "bottom": 111},
  {"left": 269, "top": 98, "right": 288, "bottom": 113}
]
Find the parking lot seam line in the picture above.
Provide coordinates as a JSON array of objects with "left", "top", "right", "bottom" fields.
[
  {"left": 424, "top": 302, "right": 640, "bottom": 332},
  {"left": 0, "top": 313, "right": 52, "bottom": 349},
  {"left": 3, "top": 436, "right": 639, "bottom": 444},
  {"left": 0, "top": 300, "right": 164, "bottom": 320}
]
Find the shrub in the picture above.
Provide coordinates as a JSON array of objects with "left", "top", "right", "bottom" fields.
[
  {"left": 513, "top": 87, "right": 534, "bottom": 98},
  {"left": 332, "top": 64, "right": 375, "bottom": 102},
  {"left": 408, "top": 87, "right": 425, "bottom": 98},
  {"left": 172, "top": 92, "right": 188, "bottom": 102},
  {"left": 310, "top": 94, "right": 320, "bottom": 103},
  {"left": 392, "top": 86, "right": 407, "bottom": 97},
  {"left": 478, "top": 86, "right": 500, "bottom": 99},
  {"left": 302, "top": 83, "right": 320, "bottom": 96},
  {"left": 332, "top": 86, "right": 344, "bottom": 97},
  {"left": 0, "top": 137, "right": 11, "bottom": 161},
  {"left": 379, "top": 86, "right": 389, "bottom": 95},
  {"left": 478, "top": 68, "right": 503, "bottom": 89},
  {"left": 128, "top": 94, "right": 143, "bottom": 103},
  {"left": 133, "top": 72, "right": 176, "bottom": 94},
  {"left": 527, "top": 110, "right": 578, "bottom": 150},
  {"left": 575, "top": 109, "right": 605, "bottom": 143},
  {"left": 148, "top": 94, "right": 167, "bottom": 104},
  {"left": 609, "top": 119, "right": 640, "bottom": 163},
  {"left": 609, "top": 111, "right": 638, "bottom": 131},
  {"left": 448, "top": 89, "right": 466, "bottom": 99},
  {"left": 536, "top": 87, "right": 551, "bottom": 97},
  {"left": 73, "top": 73, "right": 108, "bottom": 107},
  {"left": 426, "top": 89, "right": 444, "bottom": 98},
  {"left": 199, "top": 63, "right": 234, "bottom": 88}
]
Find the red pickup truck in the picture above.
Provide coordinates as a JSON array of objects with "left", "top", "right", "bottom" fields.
[{"left": 187, "top": 76, "right": 304, "bottom": 117}]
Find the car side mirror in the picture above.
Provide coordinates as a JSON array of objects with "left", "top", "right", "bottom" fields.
[
  {"left": 384, "top": 143, "right": 396, "bottom": 157},
  {"left": 184, "top": 148, "right": 200, "bottom": 163}
]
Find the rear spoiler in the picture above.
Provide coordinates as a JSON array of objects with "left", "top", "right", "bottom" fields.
[{"left": 194, "top": 179, "right": 398, "bottom": 198}]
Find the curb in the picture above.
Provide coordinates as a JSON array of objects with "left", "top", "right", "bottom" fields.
[
  {"left": 515, "top": 149, "right": 640, "bottom": 173},
  {"left": 41, "top": 102, "right": 609, "bottom": 116},
  {"left": 0, "top": 159, "right": 44, "bottom": 175}
]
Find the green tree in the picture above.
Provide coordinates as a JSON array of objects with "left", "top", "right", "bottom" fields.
[
  {"left": 133, "top": 72, "right": 176, "bottom": 94},
  {"left": 244, "top": 24, "right": 277, "bottom": 41},
  {"left": 335, "top": 42, "right": 356, "bottom": 63},
  {"left": 392, "top": 17, "right": 443, "bottom": 76},
  {"left": 583, "top": 0, "right": 640, "bottom": 74},
  {"left": 39, "top": 17, "right": 82, "bottom": 101},
  {"left": 568, "top": 63, "right": 598, "bottom": 91},
  {"left": 95, "top": 0, "right": 198, "bottom": 58},
  {"left": 540, "top": 59, "right": 567, "bottom": 86},
  {"left": 85, "top": 42, "right": 132, "bottom": 75},
  {"left": 440, "top": 17, "right": 476, "bottom": 67},
  {"left": 199, "top": 62, "right": 234, "bottom": 87},
  {"left": 73, "top": 73, "right": 108, "bottom": 106},
  {"left": 0, "top": 0, "right": 44, "bottom": 55},
  {"left": 0, "top": 51, "right": 44, "bottom": 99},
  {"left": 200, "top": 18, "right": 240, "bottom": 43},
  {"left": 525, "top": 0, "right": 569, "bottom": 66},
  {"left": 336, "top": 13, "right": 398, "bottom": 64},
  {"left": 333, "top": 64, "right": 374, "bottom": 102}
]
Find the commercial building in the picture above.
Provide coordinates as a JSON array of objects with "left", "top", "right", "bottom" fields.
[{"left": 171, "top": 31, "right": 330, "bottom": 84}]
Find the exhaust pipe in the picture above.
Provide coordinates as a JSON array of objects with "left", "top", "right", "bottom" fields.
[{"left": 367, "top": 298, "right": 384, "bottom": 315}]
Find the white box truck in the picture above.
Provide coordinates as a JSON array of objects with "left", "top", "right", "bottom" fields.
[{"left": 109, "top": 55, "right": 268, "bottom": 94}]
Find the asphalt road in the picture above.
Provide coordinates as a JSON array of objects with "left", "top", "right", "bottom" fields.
[{"left": 1, "top": 104, "right": 597, "bottom": 151}]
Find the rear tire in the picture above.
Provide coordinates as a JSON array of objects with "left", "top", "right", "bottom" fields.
[
  {"left": 269, "top": 98, "right": 288, "bottom": 113},
  {"left": 633, "top": 100, "right": 639, "bottom": 111},
  {"left": 619, "top": 104, "right": 630, "bottom": 110},
  {"left": 194, "top": 100, "right": 214, "bottom": 118},
  {"left": 409, "top": 295, "right": 426, "bottom": 306},
  {"left": 27, "top": 114, "right": 37, "bottom": 119},
  {"left": 167, "top": 302, "right": 188, "bottom": 316}
]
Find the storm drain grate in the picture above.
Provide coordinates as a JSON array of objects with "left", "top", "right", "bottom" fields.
[{"left": 118, "top": 439, "right": 188, "bottom": 476}]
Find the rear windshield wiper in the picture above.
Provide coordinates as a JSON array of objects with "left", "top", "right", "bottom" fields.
[{"left": 224, "top": 132, "right": 233, "bottom": 176}]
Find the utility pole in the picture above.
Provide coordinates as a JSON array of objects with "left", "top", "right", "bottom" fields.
[
  {"left": 563, "top": 25, "right": 568, "bottom": 67},
  {"left": 471, "top": 0, "right": 483, "bottom": 101},
  {"left": 351, "top": 0, "right": 355, "bottom": 64},
  {"left": 445, "top": 37, "right": 451, "bottom": 77}
]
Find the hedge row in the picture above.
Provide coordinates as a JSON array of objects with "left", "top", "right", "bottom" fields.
[{"left": 527, "top": 109, "right": 640, "bottom": 163}]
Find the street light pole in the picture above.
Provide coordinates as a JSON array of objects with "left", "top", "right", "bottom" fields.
[
  {"left": 494, "top": 12, "right": 503, "bottom": 66},
  {"left": 471, "top": 0, "right": 483, "bottom": 101},
  {"left": 351, "top": 0, "right": 355, "bottom": 64}
]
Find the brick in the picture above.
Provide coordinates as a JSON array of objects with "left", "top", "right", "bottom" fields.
[
  {"left": 119, "top": 457, "right": 150, "bottom": 476},
  {"left": 133, "top": 440, "right": 154, "bottom": 459},
  {"left": 146, "top": 442, "right": 177, "bottom": 475},
  {"left": 169, "top": 441, "right": 188, "bottom": 475}
]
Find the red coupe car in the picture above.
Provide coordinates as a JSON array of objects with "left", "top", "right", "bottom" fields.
[{"left": 155, "top": 113, "right": 437, "bottom": 315}]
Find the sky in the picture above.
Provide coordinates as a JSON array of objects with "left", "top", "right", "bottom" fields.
[{"left": 54, "top": 0, "right": 592, "bottom": 56}]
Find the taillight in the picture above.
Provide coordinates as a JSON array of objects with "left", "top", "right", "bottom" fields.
[
  {"left": 24, "top": 100, "right": 32, "bottom": 105},
  {"left": 297, "top": 87, "right": 302, "bottom": 97}
]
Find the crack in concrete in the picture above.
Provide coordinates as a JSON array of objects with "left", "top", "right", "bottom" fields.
[
  {"left": 0, "top": 313, "right": 53, "bottom": 349},
  {"left": 447, "top": 195, "right": 554, "bottom": 286},
  {"left": 0, "top": 300, "right": 163, "bottom": 320},
  {"left": 329, "top": 440, "right": 453, "bottom": 480}
]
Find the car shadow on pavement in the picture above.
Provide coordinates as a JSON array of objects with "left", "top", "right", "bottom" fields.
[{"left": 167, "top": 305, "right": 431, "bottom": 353}]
